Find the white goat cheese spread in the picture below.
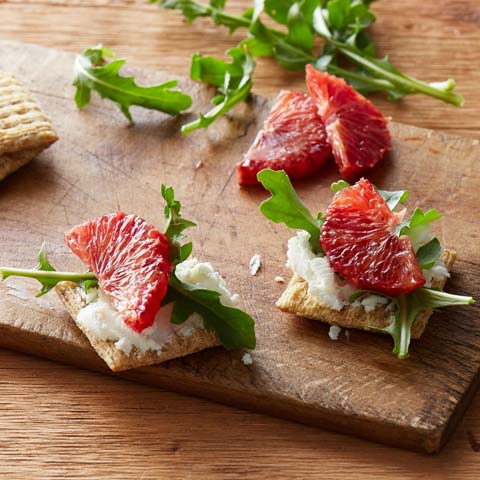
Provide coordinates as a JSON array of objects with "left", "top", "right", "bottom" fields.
[
  {"left": 423, "top": 257, "right": 450, "bottom": 287},
  {"left": 351, "top": 294, "right": 389, "bottom": 313},
  {"left": 77, "top": 258, "right": 239, "bottom": 355},
  {"left": 286, "top": 231, "right": 388, "bottom": 312}
]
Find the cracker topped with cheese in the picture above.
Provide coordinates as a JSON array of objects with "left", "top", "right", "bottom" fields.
[{"left": 257, "top": 169, "right": 473, "bottom": 359}]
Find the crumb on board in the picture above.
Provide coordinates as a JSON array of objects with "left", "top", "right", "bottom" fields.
[
  {"left": 242, "top": 353, "right": 253, "bottom": 365},
  {"left": 328, "top": 325, "right": 341, "bottom": 341},
  {"left": 249, "top": 254, "right": 261, "bottom": 276},
  {"left": 274, "top": 276, "right": 286, "bottom": 284},
  {"left": 195, "top": 160, "right": 204, "bottom": 169}
]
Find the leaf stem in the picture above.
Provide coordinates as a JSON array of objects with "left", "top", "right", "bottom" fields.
[
  {"left": 397, "top": 294, "right": 409, "bottom": 359},
  {"left": 336, "top": 44, "right": 464, "bottom": 106},
  {"left": 0, "top": 267, "right": 96, "bottom": 283},
  {"left": 210, "top": 7, "right": 251, "bottom": 28},
  {"left": 327, "top": 64, "right": 395, "bottom": 90}
]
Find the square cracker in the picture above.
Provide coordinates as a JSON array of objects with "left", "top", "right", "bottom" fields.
[
  {"left": 55, "top": 282, "right": 220, "bottom": 372},
  {"left": 276, "top": 249, "right": 456, "bottom": 339},
  {"left": 0, "top": 72, "right": 58, "bottom": 180}
]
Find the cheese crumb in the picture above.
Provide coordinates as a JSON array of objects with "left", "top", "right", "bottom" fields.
[
  {"left": 274, "top": 276, "right": 286, "bottom": 284},
  {"left": 249, "top": 254, "right": 261, "bottom": 276},
  {"left": 242, "top": 353, "right": 253, "bottom": 365},
  {"left": 328, "top": 325, "right": 341, "bottom": 341}
]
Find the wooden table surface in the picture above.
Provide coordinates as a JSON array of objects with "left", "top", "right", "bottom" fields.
[{"left": 0, "top": 0, "right": 479, "bottom": 478}]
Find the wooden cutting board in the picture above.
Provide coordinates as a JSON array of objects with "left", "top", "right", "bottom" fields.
[{"left": 0, "top": 40, "right": 478, "bottom": 454}]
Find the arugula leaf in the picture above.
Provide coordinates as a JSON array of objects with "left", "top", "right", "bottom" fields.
[
  {"left": 155, "top": 0, "right": 251, "bottom": 32},
  {"left": 412, "top": 288, "right": 474, "bottom": 310},
  {"left": 331, "top": 179, "right": 350, "bottom": 193},
  {"left": 381, "top": 289, "right": 474, "bottom": 359},
  {"left": 416, "top": 237, "right": 442, "bottom": 269},
  {"left": 248, "top": 17, "right": 314, "bottom": 70},
  {"left": 158, "top": 0, "right": 464, "bottom": 112},
  {"left": 257, "top": 169, "right": 323, "bottom": 255},
  {"left": 182, "top": 46, "right": 255, "bottom": 134},
  {"left": 376, "top": 187, "right": 409, "bottom": 210},
  {"left": 161, "top": 184, "right": 197, "bottom": 263},
  {"left": 0, "top": 243, "right": 97, "bottom": 297},
  {"left": 167, "top": 272, "right": 256, "bottom": 349},
  {"left": 285, "top": 2, "right": 314, "bottom": 53},
  {"left": 35, "top": 242, "right": 57, "bottom": 296},
  {"left": 73, "top": 45, "right": 192, "bottom": 122},
  {"left": 397, "top": 207, "right": 443, "bottom": 249},
  {"left": 400, "top": 207, "right": 443, "bottom": 232}
]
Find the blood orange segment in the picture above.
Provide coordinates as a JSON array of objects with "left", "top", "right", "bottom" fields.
[
  {"left": 237, "top": 90, "right": 332, "bottom": 186},
  {"left": 320, "top": 179, "right": 425, "bottom": 296},
  {"left": 65, "top": 212, "right": 173, "bottom": 332},
  {"left": 306, "top": 65, "right": 391, "bottom": 179}
]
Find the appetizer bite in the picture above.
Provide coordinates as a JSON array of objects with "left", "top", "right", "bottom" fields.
[
  {"left": 0, "top": 186, "right": 255, "bottom": 371},
  {"left": 237, "top": 68, "right": 390, "bottom": 186},
  {"left": 0, "top": 72, "right": 58, "bottom": 181},
  {"left": 258, "top": 169, "right": 473, "bottom": 358}
]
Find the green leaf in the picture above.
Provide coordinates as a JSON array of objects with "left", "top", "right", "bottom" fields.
[
  {"left": 159, "top": 0, "right": 464, "bottom": 108},
  {"left": 168, "top": 273, "right": 256, "bottom": 349},
  {"left": 257, "top": 169, "right": 324, "bottom": 255},
  {"left": 285, "top": 2, "right": 314, "bottom": 53},
  {"left": 378, "top": 288, "right": 474, "bottom": 359},
  {"left": 416, "top": 237, "right": 442, "bottom": 269},
  {"left": 376, "top": 187, "right": 409, "bottom": 210},
  {"left": 0, "top": 243, "right": 97, "bottom": 297},
  {"left": 241, "top": 37, "right": 274, "bottom": 57},
  {"left": 264, "top": 0, "right": 291, "bottom": 24},
  {"left": 331, "top": 179, "right": 350, "bottom": 193},
  {"left": 249, "top": 18, "right": 314, "bottom": 70},
  {"left": 73, "top": 45, "right": 192, "bottom": 122},
  {"left": 35, "top": 242, "right": 57, "bottom": 296},
  {"left": 410, "top": 287, "right": 474, "bottom": 310},
  {"left": 156, "top": 0, "right": 251, "bottom": 32},
  {"left": 327, "top": 0, "right": 350, "bottom": 31},
  {"left": 158, "top": 0, "right": 211, "bottom": 21},
  {"left": 398, "top": 207, "right": 443, "bottom": 236},
  {"left": 313, "top": 6, "right": 331, "bottom": 39},
  {"left": 179, "top": 242, "right": 194, "bottom": 262},
  {"left": 161, "top": 184, "right": 197, "bottom": 263},
  {"left": 182, "top": 46, "right": 255, "bottom": 134},
  {"left": 82, "top": 278, "right": 99, "bottom": 292}
]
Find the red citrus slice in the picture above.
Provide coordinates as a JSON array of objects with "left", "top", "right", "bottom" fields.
[
  {"left": 65, "top": 212, "right": 173, "bottom": 332},
  {"left": 306, "top": 65, "right": 391, "bottom": 178},
  {"left": 237, "top": 90, "right": 332, "bottom": 186},
  {"left": 320, "top": 179, "right": 425, "bottom": 296}
]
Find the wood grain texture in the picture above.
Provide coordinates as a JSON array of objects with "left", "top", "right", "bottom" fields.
[
  {"left": 0, "top": 348, "right": 479, "bottom": 480},
  {"left": 0, "top": 0, "right": 479, "bottom": 475},
  {"left": 0, "top": 40, "right": 479, "bottom": 456},
  {"left": 0, "top": 348, "right": 477, "bottom": 480}
]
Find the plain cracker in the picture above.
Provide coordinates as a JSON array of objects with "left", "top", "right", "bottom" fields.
[
  {"left": 55, "top": 282, "right": 220, "bottom": 372},
  {"left": 0, "top": 72, "right": 57, "bottom": 180},
  {"left": 276, "top": 249, "right": 456, "bottom": 339}
]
